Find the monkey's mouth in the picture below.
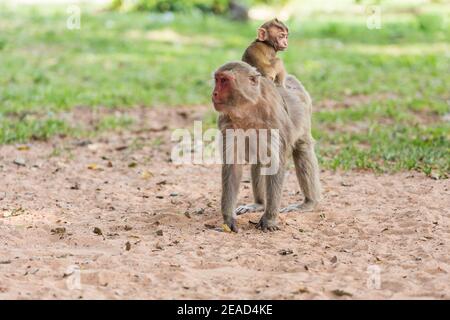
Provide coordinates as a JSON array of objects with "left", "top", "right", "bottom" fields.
[
  {"left": 212, "top": 96, "right": 228, "bottom": 111},
  {"left": 213, "top": 101, "right": 227, "bottom": 112}
]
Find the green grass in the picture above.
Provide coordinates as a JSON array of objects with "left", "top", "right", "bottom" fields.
[{"left": 0, "top": 3, "right": 449, "bottom": 176}]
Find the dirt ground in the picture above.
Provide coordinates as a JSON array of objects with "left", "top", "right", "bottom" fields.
[{"left": 0, "top": 106, "right": 449, "bottom": 299}]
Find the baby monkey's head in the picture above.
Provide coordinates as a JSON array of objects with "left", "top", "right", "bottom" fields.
[{"left": 257, "top": 18, "right": 289, "bottom": 51}]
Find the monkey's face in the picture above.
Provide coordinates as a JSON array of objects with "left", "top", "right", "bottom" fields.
[
  {"left": 212, "top": 71, "right": 235, "bottom": 112},
  {"left": 212, "top": 66, "right": 261, "bottom": 113},
  {"left": 258, "top": 21, "right": 289, "bottom": 51},
  {"left": 271, "top": 27, "right": 288, "bottom": 51}
]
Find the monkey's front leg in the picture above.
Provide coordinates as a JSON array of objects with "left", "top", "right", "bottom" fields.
[
  {"left": 256, "top": 166, "right": 285, "bottom": 232},
  {"left": 275, "top": 70, "right": 286, "bottom": 88},
  {"left": 221, "top": 164, "right": 243, "bottom": 232},
  {"left": 274, "top": 59, "right": 286, "bottom": 88}
]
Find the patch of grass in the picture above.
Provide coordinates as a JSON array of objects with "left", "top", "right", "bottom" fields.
[
  {"left": 0, "top": 116, "right": 73, "bottom": 144},
  {"left": 315, "top": 123, "right": 449, "bottom": 177},
  {"left": 98, "top": 114, "right": 134, "bottom": 131},
  {"left": 0, "top": 113, "right": 135, "bottom": 144}
]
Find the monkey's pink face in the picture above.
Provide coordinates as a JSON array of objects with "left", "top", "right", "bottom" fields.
[{"left": 212, "top": 72, "right": 235, "bottom": 112}]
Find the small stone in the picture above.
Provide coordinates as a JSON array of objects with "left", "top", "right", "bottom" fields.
[
  {"left": 51, "top": 227, "right": 66, "bottom": 235},
  {"left": 13, "top": 158, "right": 26, "bottom": 166},
  {"left": 194, "top": 208, "right": 205, "bottom": 215},
  {"left": 70, "top": 182, "right": 80, "bottom": 190},
  {"left": 278, "top": 249, "right": 294, "bottom": 256},
  {"left": 93, "top": 227, "right": 103, "bottom": 236}
]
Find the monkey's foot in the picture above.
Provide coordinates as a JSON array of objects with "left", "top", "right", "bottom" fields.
[
  {"left": 280, "top": 201, "right": 318, "bottom": 213},
  {"left": 223, "top": 219, "right": 239, "bottom": 233},
  {"left": 256, "top": 217, "right": 280, "bottom": 232},
  {"left": 235, "top": 203, "right": 264, "bottom": 215}
]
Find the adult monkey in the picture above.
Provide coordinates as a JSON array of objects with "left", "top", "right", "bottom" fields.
[{"left": 212, "top": 61, "right": 321, "bottom": 232}]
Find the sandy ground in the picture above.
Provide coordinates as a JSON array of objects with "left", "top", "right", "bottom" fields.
[{"left": 0, "top": 106, "right": 449, "bottom": 300}]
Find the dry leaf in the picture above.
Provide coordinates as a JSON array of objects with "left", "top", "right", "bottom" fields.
[
  {"left": 141, "top": 170, "right": 153, "bottom": 179},
  {"left": 2, "top": 207, "right": 25, "bottom": 218},
  {"left": 222, "top": 224, "right": 232, "bottom": 233},
  {"left": 128, "top": 162, "right": 137, "bottom": 168},
  {"left": 17, "top": 145, "right": 30, "bottom": 151},
  {"left": 87, "top": 163, "right": 98, "bottom": 170},
  {"left": 332, "top": 289, "right": 352, "bottom": 297}
]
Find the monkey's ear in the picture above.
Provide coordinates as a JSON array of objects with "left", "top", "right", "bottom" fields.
[{"left": 257, "top": 28, "right": 268, "bottom": 41}]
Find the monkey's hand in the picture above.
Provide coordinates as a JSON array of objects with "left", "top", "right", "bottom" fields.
[
  {"left": 256, "top": 216, "right": 280, "bottom": 232},
  {"left": 235, "top": 203, "right": 264, "bottom": 215},
  {"left": 276, "top": 80, "right": 286, "bottom": 88},
  {"left": 280, "top": 201, "right": 318, "bottom": 213}
]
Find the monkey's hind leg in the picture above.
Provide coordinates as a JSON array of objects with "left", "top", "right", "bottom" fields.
[
  {"left": 235, "top": 164, "right": 265, "bottom": 215},
  {"left": 256, "top": 166, "right": 285, "bottom": 232},
  {"left": 281, "top": 140, "right": 321, "bottom": 213}
]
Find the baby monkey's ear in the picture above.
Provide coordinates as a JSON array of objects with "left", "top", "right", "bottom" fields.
[{"left": 257, "top": 27, "right": 268, "bottom": 41}]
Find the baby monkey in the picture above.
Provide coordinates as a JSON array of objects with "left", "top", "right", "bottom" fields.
[{"left": 242, "top": 18, "right": 289, "bottom": 88}]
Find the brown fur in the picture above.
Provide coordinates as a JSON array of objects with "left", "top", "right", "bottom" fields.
[
  {"left": 212, "top": 61, "right": 321, "bottom": 232},
  {"left": 242, "top": 19, "right": 288, "bottom": 87}
]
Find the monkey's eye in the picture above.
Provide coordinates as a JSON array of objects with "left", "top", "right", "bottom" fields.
[{"left": 220, "top": 78, "right": 228, "bottom": 84}]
